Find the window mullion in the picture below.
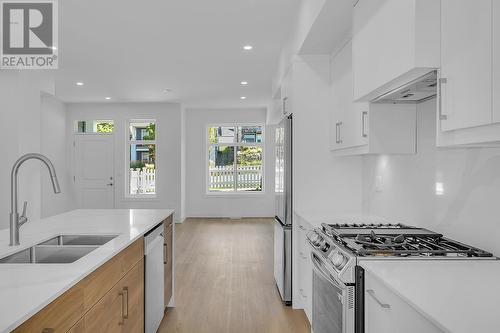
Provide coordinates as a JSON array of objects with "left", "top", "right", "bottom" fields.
[{"left": 233, "top": 145, "right": 237, "bottom": 191}]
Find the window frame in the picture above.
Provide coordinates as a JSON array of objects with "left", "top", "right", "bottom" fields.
[
  {"left": 205, "top": 123, "right": 265, "bottom": 196},
  {"left": 126, "top": 119, "right": 158, "bottom": 199},
  {"left": 74, "top": 119, "right": 115, "bottom": 135}
]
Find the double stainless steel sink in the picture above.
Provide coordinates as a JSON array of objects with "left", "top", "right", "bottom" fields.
[{"left": 0, "top": 234, "right": 118, "bottom": 264}]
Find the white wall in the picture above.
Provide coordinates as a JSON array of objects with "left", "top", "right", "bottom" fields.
[
  {"left": 184, "top": 108, "right": 275, "bottom": 218},
  {"left": 40, "top": 94, "right": 74, "bottom": 217},
  {"left": 0, "top": 72, "right": 55, "bottom": 230},
  {"left": 67, "top": 102, "right": 183, "bottom": 222},
  {"left": 362, "top": 99, "right": 500, "bottom": 256}
]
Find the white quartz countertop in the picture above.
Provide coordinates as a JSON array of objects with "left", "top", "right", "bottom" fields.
[
  {"left": 360, "top": 260, "right": 500, "bottom": 333},
  {"left": 0, "top": 209, "right": 174, "bottom": 333}
]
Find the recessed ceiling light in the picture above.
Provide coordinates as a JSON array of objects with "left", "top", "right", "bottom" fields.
[
  {"left": 243, "top": 45, "right": 253, "bottom": 51},
  {"left": 76, "top": 82, "right": 84, "bottom": 86},
  {"left": 105, "top": 97, "right": 111, "bottom": 100},
  {"left": 240, "top": 81, "right": 248, "bottom": 85},
  {"left": 240, "top": 96, "right": 247, "bottom": 100}
]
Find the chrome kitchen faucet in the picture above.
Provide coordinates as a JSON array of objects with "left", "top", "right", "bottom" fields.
[{"left": 10, "top": 153, "right": 61, "bottom": 246}]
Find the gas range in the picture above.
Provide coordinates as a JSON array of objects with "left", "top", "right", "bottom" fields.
[
  {"left": 307, "top": 222, "right": 495, "bottom": 284},
  {"left": 307, "top": 222, "right": 496, "bottom": 333}
]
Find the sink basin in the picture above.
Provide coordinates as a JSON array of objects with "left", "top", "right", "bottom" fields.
[
  {"left": 0, "top": 245, "right": 98, "bottom": 264},
  {"left": 0, "top": 234, "right": 119, "bottom": 264},
  {"left": 39, "top": 234, "right": 119, "bottom": 246}
]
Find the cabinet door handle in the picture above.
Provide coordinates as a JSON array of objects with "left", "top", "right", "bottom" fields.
[
  {"left": 123, "top": 287, "right": 129, "bottom": 319},
  {"left": 362, "top": 111, "right": 368, "bottom": 137},
  {"left": 367, "top": 289, "right": 391, "bottom": 309},
  {"left": 338, "top": 122, "right": 343, "bottom": 143},
  {"left": 164, "top": 243, "right": 168, "bottom": 264},
  {"left": 335, "top": 122, "right": 340, "bottom": 144},
  {"left": 439, "top": 77, "right": 448, "bottom": 120},
  {"left": 119, "top": 291, "right": 125, "bottom": 325}
]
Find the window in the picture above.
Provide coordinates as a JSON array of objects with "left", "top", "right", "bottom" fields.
[
  {"left": 128, "top": 120, "right": 156, "bottom": 196},
  {"left": 207, "top": 125, "right": 264, "bottom": 193},
  {"left": 74, "top": 120, "right": 114, "bottom": 133}
]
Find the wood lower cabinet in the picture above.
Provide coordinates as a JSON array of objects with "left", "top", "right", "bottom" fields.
[
  {"left": 164, "top": 216, "right": 173, "bottom": 308},
  {"left": 13, "top": 238, "right": 144, "bottom": 333},
  {"left": 68, "top": 259, "right": 144, "bottom": 333}
]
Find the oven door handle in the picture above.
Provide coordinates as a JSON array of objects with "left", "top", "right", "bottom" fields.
[{"left": 311, "top": 252, "right": 345, "bottom": 291}]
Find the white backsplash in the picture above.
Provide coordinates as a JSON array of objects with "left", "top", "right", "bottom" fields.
[{"left": 362, "top": 99, "right": 500, "bottom": 256}]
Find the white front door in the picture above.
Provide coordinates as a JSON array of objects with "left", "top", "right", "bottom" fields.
[{"left": 75, "top": 135, "right": 115, "bottom": 208}]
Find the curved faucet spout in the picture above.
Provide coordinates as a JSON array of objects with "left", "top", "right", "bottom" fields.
[{"left": 10, "top": 153, "right": 61, "bottom": 246}]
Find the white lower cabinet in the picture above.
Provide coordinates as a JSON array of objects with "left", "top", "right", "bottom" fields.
[
  {"left": 365, "top": 270, "right": 444, "bottom": 333},
  {"left": 295, "top": 218, "right": 313, "bottom": 322}
]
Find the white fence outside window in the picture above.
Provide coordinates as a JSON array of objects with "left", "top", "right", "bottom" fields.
[
  {"left": 209, "top": 165, "right": 262, "bottom": 191},
  {"left": 130, "top": 168, "right": 156, "bottom": 194}
]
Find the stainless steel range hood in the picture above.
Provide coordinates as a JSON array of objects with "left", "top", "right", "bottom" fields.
[{"left": 371, "top": 71, "right": 437, "bottom": 104}]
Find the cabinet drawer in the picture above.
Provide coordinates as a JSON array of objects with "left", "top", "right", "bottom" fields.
[
  {"left": 365, "top": 271, "right": 444, "bottom": 333},
  {"left": 14, "top": 238, "right": 144, "bottom": 333},
  {"left": 68, "top": 259, "right": 144, "bottom": 333}
]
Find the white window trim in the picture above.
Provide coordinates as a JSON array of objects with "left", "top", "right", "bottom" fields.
[
  {"left": 73, "top": 119, "right": 115, "bottom": 135},
  {"left": 126, "top": 119, "right": 158, "bottom": 199},
  {"left": 205, "top": 123, "right": 265, "bottom": 196}
]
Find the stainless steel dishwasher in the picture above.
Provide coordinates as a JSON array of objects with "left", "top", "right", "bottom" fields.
[{"left": 144, "top": 222, "right": 165, "bottom": 333}]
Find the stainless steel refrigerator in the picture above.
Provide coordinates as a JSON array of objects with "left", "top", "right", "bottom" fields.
[{"left": 274, "top": 114, "right": 292, "bottom": 305}]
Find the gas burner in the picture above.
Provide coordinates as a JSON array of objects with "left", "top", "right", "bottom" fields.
[{"left": 354, "top": 231, "right": 408, "bottom": 249}]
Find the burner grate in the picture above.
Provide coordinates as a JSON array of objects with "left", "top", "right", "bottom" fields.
[{"left": 350, "top": 235, "right": 493, "bottom": 257}]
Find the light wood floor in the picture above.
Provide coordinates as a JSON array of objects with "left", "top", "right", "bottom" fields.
[{"left": 158, "top": 218, "right": 310, "bottom": 333}]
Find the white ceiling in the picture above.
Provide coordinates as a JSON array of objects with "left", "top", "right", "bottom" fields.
[{"left": 55, "top": 0, "right": 301, "bottom": 107}]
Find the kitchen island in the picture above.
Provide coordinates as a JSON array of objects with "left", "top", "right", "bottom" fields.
[{"left": 0, "top": 209, "right": 174, "bottom": 333}]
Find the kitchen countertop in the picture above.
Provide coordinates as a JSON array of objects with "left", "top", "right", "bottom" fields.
[
  {"left": 0, "top": 209, "right": 174, "bottom": 333},
  {"left": 360, "top": 260, "right": 500, "bottom": 333}
]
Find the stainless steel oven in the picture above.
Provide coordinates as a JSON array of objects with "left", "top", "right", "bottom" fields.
[{"left": 311, "top": 250, "right": 355, "bottom": 333}]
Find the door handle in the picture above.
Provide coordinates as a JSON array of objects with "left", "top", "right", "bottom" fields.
[
  {"left": 107, "top": 183, "right": 114, "bottom": 186},
  {"left": 367, "top": 289, "right": 391, "bottom": 309}
]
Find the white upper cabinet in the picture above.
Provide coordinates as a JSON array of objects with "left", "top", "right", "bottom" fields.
[
  {"left": 437, "top": 0, "right": 500, "bottom": 146},
  {"left": 440, "top": 0, "right": 492, "bottom": 131},
  {"left": 330, "top": 41, "right": 416, "bottom": 155},
  {"left": 352, "top": 0, "right": 440, "bottom": 101}
]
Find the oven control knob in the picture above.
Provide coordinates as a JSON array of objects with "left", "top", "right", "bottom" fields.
[
  {"left": 307, "top": 233, "right": 320, "bottom": 247},
  {"left": 331, "top": 252, "right": 347, "bottom": 269},
  {"left": 318, "top": 240, "right": 329, "bottom": 252}
]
